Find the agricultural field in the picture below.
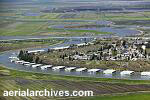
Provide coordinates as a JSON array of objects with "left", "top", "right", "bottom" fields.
[
  {"left": 1, "top": 0, "right": 150, "bottom": 100},
  {"left": 0, "top": 20, "right": 111, "bottom": 36},
  {"left": 21, "top": 12, "right": 150, "bottom": 21},
  {"left": 1, "top": 65, "right": 150, "bottom": 100},
  {"left": 0, "top": 39, "right": 63, "bottom": 52},
  {"left": 0, "top": 1, "right": 150, "bottom": 36},
  {"left": 75, "top": 93, "right": 150, "bottom": 100}
]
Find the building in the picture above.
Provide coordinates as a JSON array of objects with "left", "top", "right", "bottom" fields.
[
  {"left": 87, "top": 69, "right": 101, "bottom": 74},
  {"left": 72, "top": 55, "right": 90, "bottom": 60},
  {"left": 9, "top": 56, "right": 18, "bottom": 59},
  {"left": 31, "top": 64, "right": 42, "bottom": 68},
  {"left": 10, "top": 59, "right": 19, "bottom": 63},
  {"left": 41, "top": 65, "right": 52, "bottom": 70},
  {"left": 23, "top": 61, "right": 30, "bottom": 65},
  {"left": 76, "top": 68, "right": 87, "bottom": 72},
  {"left": 15, "top": 60, "right": 25, "bottom": 64},
  {"left": 120, "top": 71, "right": 134, "bottom": 75},
  {"left": 103, "top": 69, "right": 116, "bottom": 74},
  {"left": 28, "top": 49, "right": 45, "bottom": 54},
  {"left": 141, "top": 72, "right": 150, "bottom": 76},
  {"left": 53, "top": 46, "right": 70, "bottom": 50},
  {"left": 24, "top": 63, "right": 36, "bottom": 66},
  {"left": 52, "top": 66, "right": 65, "bottom": 71},
  {"left": 65, "top": 67, "right": 76, "bottom": 72}
]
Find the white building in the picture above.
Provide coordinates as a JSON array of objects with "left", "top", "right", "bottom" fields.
[
  {"left": 53, "top": 46, "right": 70, "bottom": 50},
  {"left": 76, "top": 68, "right": 87, "bottom": 72},
  {"left": 65, "top": 67, "right": 76, "bottom": 72},
  {"left": 31, "top": 64, "right": 42, "bottom": 68},
  {"left": 73, "top": 55, "right": 90, "bottom": 60},
  {"left": 120, "top": 71, "right": 134, "bottom": 75},
  {"left": 22, "top": 62, "right": 30, "bottom": 65},
  {"left": 52, "top": 66, "right": 65, "bottom": 71},
  {"left": 10, "top": 59, "right": 19, "bottom": 62},
  {"left": 141, "top": 72, "right": 150, "bottom": 76},
  {"left": 87, "top": 69, "right": 101, "bottom": 74},
  {"left": 103, "top": 69, "right": 116, "bottom": 74},
  {"left": 28, "top": 49, "right": 45, "bottom": 54},
  {"left": 15, "top": 60, "right": 25, "bottom": 64},
  {"left": 77, "top": 43, "right": 87, "bottom": 47},
  {"left": 142, "top": 45, "right": 146, "bottom": 50},
  {"left": 24, "top": 63, "right": 36, "bottom": 66},
  {"left": 41, "top": 65, "right": 53, "bottom": 70},
  {"left": 9, "top": 56, "right": 18, "bottom": 59}
]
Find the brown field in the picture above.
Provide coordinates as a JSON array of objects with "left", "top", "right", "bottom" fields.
[{"left": 1, "top": 66, "right": 150, "bottom": 100}]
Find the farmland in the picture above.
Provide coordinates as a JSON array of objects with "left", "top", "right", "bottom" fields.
[
  {"left": 0, "top": 39, "right": 63, "bottom": 52},
  {"left": 1, "top": 65, "right": 150, "bottom": 100},
  {"left": 1, "top": 1, "right": 150, "bottom": 36},
  {"left": 0, "top": 20, "right": 111, "bottom": 36},
  {"left": 75, "top": 93, "right": 150, "bottom": 100},
  {"left": 0, "top": 0, "right": 150, "bottom": 100}
]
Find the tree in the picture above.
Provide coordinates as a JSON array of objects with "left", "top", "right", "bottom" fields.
[
  {"left": 35, "top": 57, "right": 40, "bottom": 63},
  {"left": 112, "top": 49, "right": 117, "bottom": 56},
  {"left": 122, "top": 40, "right": 126, "bottom": 47},
  {"left": 69, "top": 56, "right": 72, "bottom": 61},
  {"left": 47, "top": 49, "right": 51, "bottom": 53},
  {"left": 18, "top": 50, "right": 24, "bottom": 59}
]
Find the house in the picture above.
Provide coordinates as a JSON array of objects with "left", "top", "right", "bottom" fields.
[
  {"left": 24, "top": 63, "right": 36, "bottom": 66},
  {"left": 31, "top": 64, "right": 42, "bottom": 68},
  {"left": 10, "top": 59, "right": 15, "bottom": 63},
  {"left": 120, "top": 71, "right": 134, "bottom": 75},
  {"left": 76, "top": 68, "right": 87, "bottom": 72},
  {"left": 15, "top": 60, "right": 25, "bottom": 64},
  {"left": 77, "top": 43, "right": 87, "bottom": 47},
  {"left": 41, "top": 65, "right": 53, "bottom": 70},
  {"left": 65, "top": 67, "right": 76, "bottom": 72},
  {"left": 103, "top": 69, "right": 116, "bottom": 74},
  {"left": 52, "top": 66, "right": 65, "bottom": 71},
  {"left": 28, "top": 49, "right": 45, "bottom": 54},
  {"left": 87, "top": 69, "right": 101, "bottom": 74},
  {"left": 9, "top": 56, "right": 19, "bottom": 62},
  {"left": 9, "top": 56, "right": 18, "bottom": 59},
  {"left": 10, "top": 59, "right": 19, "bottom": 62},
  {"left": 141, "top": 72, "right": 150, "bottom": 76},
  {"left": 53, "top": 46, "right": 70, "bottom": 50},
  {"left": 72, "top": 55, "right": 90, "bottom": 60},
  {"left": 22, "top": 62, "right": 30, "bottom": 65}
]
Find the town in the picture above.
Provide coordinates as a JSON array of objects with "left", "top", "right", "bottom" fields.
[{"left": 59, "top": 38, "right": 150, "bottom": 62}]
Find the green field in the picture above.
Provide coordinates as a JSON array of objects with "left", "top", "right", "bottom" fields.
[
  {"left": 0, "top": 39, "right": 63, "bottom": 52},
  {"left": 21, "top": 12, "right": 150, "bottom": 21},
  {"left": 1, "top": 11, "right": 150, "bottom": 36},
  {"left": 0, "top": 21, "right": 111, "bottom": 36}
]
